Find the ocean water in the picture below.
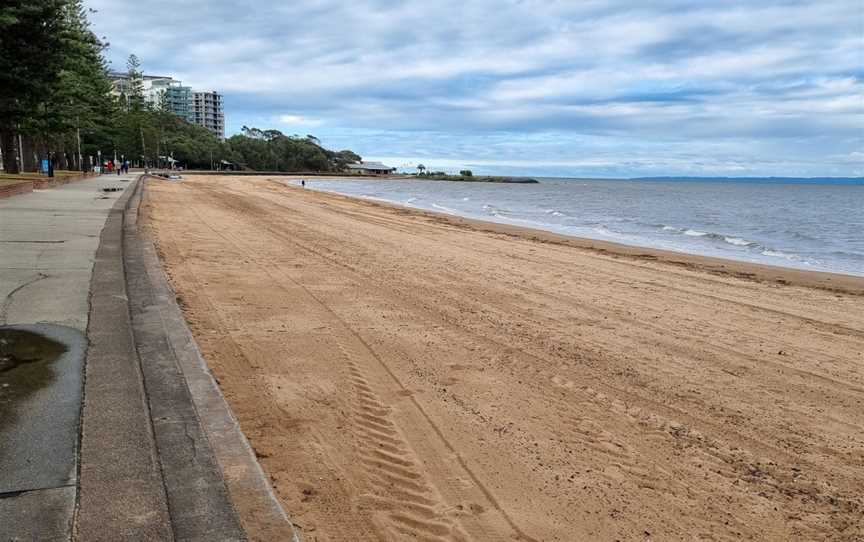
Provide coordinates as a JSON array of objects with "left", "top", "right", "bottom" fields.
[{"left": 300, "top": 178, "right": 864, "bottom": 277}]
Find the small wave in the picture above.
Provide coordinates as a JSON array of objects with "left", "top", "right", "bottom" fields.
[
  {"left": 359, "top": 194, "right": 395, "bottom": 204},
  {"left": 655, "top": 223, "right": 805, "bottom": 261},
  {"left": 592, "top": 224, "right": 621, "bottom": 237},
  {"left": 723, "top": 236, "right": 755, "bottom": 247},
  {"left": 544, "top": 209, "right": 566, "bottom": 217},
  {"left": 462, "top": 197, "right": 470, "bottom": 201},
  {"left": 432, "top": 203, "right": 459, "bottom": 214},
  {"left": 761, "top": 249, "right": 799, "bottom": 260},
  {"left": 483, "top": 204, "right": 509, "bottom": 217},
  {"left": 676, "top": 229, "right": 758, "bottom": 248},
  {"left": 406, "top": 197, "right": 418, "bottom": 203}
]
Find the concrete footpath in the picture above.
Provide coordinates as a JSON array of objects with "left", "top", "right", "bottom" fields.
[
  {"left": 1, "top": 173, "right": 137, "bottom": 540},
  {"left": 0, "top": 174, "right": 297, "bottom": 541}
]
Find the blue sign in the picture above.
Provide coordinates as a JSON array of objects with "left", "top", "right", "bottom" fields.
[{"left": 41, "top": 159, "right": 49, "bottom": 174}]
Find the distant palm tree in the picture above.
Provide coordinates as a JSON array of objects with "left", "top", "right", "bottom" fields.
[{"left": 417, "top": 164, "right": 426, "bottom": 175}]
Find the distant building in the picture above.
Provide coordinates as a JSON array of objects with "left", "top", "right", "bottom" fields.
[
  {"left": 192, "top": 91, "right": 225, "bottom": 141},
  {"left": 152, "top": 79, "right": 194, "bottom": 124},
  {"left": 346, "top": 161, "right": 396, "bottom": 175},
  {"left": 109, "top": 72, "right": 224, "bottom": 140}
]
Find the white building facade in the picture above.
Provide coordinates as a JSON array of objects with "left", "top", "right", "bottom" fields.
[{"left": 192, "top": 91, "right": 225, "bottom": 140}]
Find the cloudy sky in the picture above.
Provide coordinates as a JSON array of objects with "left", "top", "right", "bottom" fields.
[{"left": 86, "top": 0, "right": 862, "bottom": 177}]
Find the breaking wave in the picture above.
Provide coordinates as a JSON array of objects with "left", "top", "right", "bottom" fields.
[
  {"left": 431, "top": 203, "right": 459, "bottom": 214},
  {"left": 663, "top": 225, "right": 760, "bottom": 249}
]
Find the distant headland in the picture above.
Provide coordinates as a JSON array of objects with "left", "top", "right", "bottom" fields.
[
  {"left": 410, "top": 169, "right": 538, "bottom": 183},
  {"left": 628, "top": 176, "right": 864, "bottom": 185}
]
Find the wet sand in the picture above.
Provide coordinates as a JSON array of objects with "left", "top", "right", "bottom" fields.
[{"left": 143, "top": 175, "right": 864, "bottom": 541}]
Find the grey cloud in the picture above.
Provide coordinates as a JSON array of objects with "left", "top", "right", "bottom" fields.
[{"left": 85, "top": 0, "right": 864, "bottom": 176}]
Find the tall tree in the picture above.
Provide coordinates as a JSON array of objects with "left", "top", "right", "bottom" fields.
[
  {"left": 122, "top": 54, "right": 148, "bottom": 163},
  {"left": 35, "top": 0, "right": 115, "bottom": 170},
  {"left": 126, "top": 54, "right": 145, "bottom": 112},
  {"left": 0, "top": 0, "right": 67, "bottom": 173}
]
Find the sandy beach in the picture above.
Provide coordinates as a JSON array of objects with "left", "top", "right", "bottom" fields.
[{"left": 142, "top": 175, "right": 863, "bottom": 541}]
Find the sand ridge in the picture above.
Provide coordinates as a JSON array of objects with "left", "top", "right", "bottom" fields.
[{"left": 143, "top": 175, "right": 864, "bottom": 541}]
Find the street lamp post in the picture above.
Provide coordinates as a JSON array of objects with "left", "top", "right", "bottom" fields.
[
  {"left": 17, "top": 130, "right": 24, "bottom": 173},
  {"left": 76, "top": 118, "right": 83, "bottom": 172}
]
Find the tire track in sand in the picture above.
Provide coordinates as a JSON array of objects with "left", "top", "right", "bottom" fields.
[
  {"left": 181, "top": 191, "right": 530, "bottom": 541},
  {"left": 342, "top": 349, "right": 469, "bottom": 541}
]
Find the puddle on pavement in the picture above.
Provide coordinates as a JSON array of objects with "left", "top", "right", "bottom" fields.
[
  {"left": 0, "top": 329, "right": 66, "bottom": 373},
  {"left": 0, "top": 329, "right": 67, "bottom": 420}
]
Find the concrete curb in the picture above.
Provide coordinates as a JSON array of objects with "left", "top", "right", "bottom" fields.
[
  {"left": 131, "top": 177, "right": 300, "bottom": 541},
  {"left": 124, "top": 179, "right": 247, "bottom": 541},
  {"left": 73, "top": 174, "right": 298, "bottom": 541},
  {"left": 76, "top": 175, "right": 174, "bottom": 541}
]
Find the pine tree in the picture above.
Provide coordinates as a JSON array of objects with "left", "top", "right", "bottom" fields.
[
  {"left": 126, "top": 54, "right": 145, "bottom": 112},
  {"left": 0, "top": 0, "right": 67, "bottom": 173},
  {"left": 34, "top": 0, "right": 116, "bottom": 170}
]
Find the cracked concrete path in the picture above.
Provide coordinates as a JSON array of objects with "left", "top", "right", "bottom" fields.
[
  {"left": 0, "top": 173, "right": 139, "bottom": 540},
  {"left": 0, "top": 173, "right": 138, "bottom": 330}
]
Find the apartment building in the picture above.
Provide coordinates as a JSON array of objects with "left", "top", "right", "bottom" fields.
[
  {"left": 151, "top": 79, "right": 195, "bottom": 124},
  {"left": 192, "top": 91, "right": 225, "bottom": 140},
  {"left": 110, "top": 72, "right": 224, "bottom": 139}
]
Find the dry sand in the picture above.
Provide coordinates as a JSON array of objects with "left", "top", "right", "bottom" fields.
[{"left": 142, "top": 175, "right": 864, "bottom": 541}]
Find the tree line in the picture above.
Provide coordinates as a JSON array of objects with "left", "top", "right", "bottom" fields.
[
  {"left": 227, "top": 128, "right": 361, "bottom": 173},
  {"left": 0, "top": 0, "right": 361, "bottom": 174}
]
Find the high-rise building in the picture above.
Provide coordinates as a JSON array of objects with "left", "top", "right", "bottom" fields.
[
  {"left": 149, "top": 78, "right": 195, "bottom": 124},
  {"left": 109, "top": 72, "right": 224, "bottom": 139},
  {"left": 192, "top": 91, "right": 225, "bottom": 141}
]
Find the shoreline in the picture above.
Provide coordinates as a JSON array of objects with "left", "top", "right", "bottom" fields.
[{"left": 267, "top": 176, "right": 864, "bottom": 295}]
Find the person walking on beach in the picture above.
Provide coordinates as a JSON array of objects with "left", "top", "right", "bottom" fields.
[{"left": 301, "top": 179, "right": 306, "bottom": 187}]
